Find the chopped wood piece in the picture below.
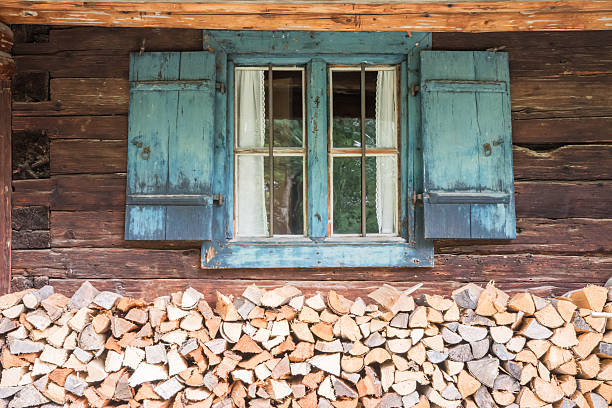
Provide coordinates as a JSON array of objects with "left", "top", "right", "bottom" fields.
[
  {"left": 508, "top": 293, "right": 536, "bottom": 315},
  {"left": 533, "top": 377, "right": 565, "bottom": 403},
  {"left": 520, "top": 318, "right": 554, "bottom": 339},
  {"left": 467, "top": 358, "right": 499, "bottom": 388},
  {"left": 568, "top": 286, "right": 609, "bottom": 313},
  {"left": 458, "top": 370, "right": 481, "bottom": 398},
  {"left": 535, "top": 304, "right": 565, "bottom": 329}
]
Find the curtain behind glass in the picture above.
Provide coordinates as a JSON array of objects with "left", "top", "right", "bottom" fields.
[
  {"left": 375, "top": 70, "right": 398, "bottom": 234},
  {"left": 236, "top": 70, "right": 268, "bottom": 236}
]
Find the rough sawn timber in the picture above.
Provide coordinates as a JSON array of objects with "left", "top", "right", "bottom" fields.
[{"left": 1, "top": 1, "right": 612, "bottom": 32}]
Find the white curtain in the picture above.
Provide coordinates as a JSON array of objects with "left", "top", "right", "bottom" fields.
[
  {"left": 375, "top": 70, "right": 398, "bottom": 234},
  {"left": 236, "top": 70, "right": 268, "bottom": 236}
]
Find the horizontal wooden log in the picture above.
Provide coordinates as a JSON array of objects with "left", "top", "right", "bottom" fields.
[
  {"left": 13, "top": 73, "right": 611, "bottom": 120},
  {"left": 511, "top": 75, "right": 612, "bottom": 120},
  {"left": 11, "top": 115, "right": 127, "bottom": 140},
  {"left": 436, "top": 218, "right": 612, "bottom": 255},
  {"left": 514, "top": 181, "right": 612, "bottom": 218},
  {"left": 51, "top": 210, "right": 612, "bottom": 254},
  {"left": 43, "top": 277, "right": 595, "bottom": 301},
  {"left": 11, "top": 178, "right": 52, "bottom": 207},
  {"left": 52, "top": 173, "right": 126, "bottom": 210},
  {"left": 13, "top": 173, "right": 612, "bottom": 218},
  {"left": 44, "top": 138, "right": 612, "bottom": 180},
  {"left": 50, "top": 210, "right": 200, "bottom": 250},
  {"left": 513, "top": 145, "right": 612, "bottom": 180},
  {"left": 50, "top": 139, "right": 126, "bottom": 174},
  {"left": 51, "top": 210, "right": 612, "bottom": 256},
  {"left": 1, "top": 1, "right": 612, "bottom": 32},
  {"left": 512, "top": 117, "right": 612, "bottom": 144},
  {"left": 11, "top": 247, "right": 611, "bottom": 284}
]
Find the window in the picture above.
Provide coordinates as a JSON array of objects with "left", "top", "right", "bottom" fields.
[{"left": 124, "top": 31, "right": 516, "bottom": 268}]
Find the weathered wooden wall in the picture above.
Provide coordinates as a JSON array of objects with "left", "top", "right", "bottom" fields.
[{"left": 9, "top": 26, "right": 612, "bottom": 301}]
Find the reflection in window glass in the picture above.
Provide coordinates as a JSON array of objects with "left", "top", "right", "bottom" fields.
[{"left": 330, "top": 67, "right": 399, "bottom": 236}]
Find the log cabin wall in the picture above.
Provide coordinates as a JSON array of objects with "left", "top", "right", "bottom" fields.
[{"left": 8, "top": 26, "right": 612, "bottom": 301}]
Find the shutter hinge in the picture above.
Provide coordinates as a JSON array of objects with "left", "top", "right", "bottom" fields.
[
  {"left": 411, "top": 84, "right": 420, "bottom": 97},
  {"left": 412, "top": 191, "right": 423, "bottom": 205},
  {"left": 213, "top": 193, "right": 224, "bottom": 206},
  {"left": 215, "top": 82, "right": 226, "bottom": 94}
]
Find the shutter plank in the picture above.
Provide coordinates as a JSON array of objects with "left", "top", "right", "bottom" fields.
[
  {"left": 421, "top": 51, "right": 515, "bottom": 239},
  {"left": 126, "top": 51, "right": 217, "bottom": 241}
]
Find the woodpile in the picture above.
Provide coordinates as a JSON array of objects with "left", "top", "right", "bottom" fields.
[{"left": 0, "top": 281, "right": 611, "bottom": 408}]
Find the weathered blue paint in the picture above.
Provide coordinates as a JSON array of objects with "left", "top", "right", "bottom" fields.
[
  {"left": 198, "top": 30, "right": 436, "bottom": 268},
  {"left": 231, "top": 54, "right": 406, "bottom": 67},
  {"left": 420, "top": 50, "right": 516, "bottom": 239},
  {"left": 201, "top": 240, "right": 433, "bottom": 269},
  {"left": 205, "top": 31, "right": 429, "bottom": 55},
  {"left": 307, "top": 59, "right": 328, "bottom": 238},
  {"left": 126, "top": 51, "right": 218, "bottom": 240},
  {"left": 213, "top": 52, "right": 230, "bottom": 241}
]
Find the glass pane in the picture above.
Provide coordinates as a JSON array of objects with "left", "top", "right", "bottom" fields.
[
  {"left": 331, "top": 70, "right": 397, "bottom": 149},
  {"left": 264, "top": 156, "right": 304, "bottom": 235},
  {"left": 333, "top": 156, "right": 397, "bottom": 235},
  {"left": 269, "top": 71, "right": 303, "bottom": 147},
  {"left": 236, "top": 155, "right": 268, "bottom": 236},
  {"left": 236, "top": 69, "right": 303, "bottom": 149}
]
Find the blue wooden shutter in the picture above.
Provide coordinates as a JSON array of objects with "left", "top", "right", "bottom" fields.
[
  {"left": 420, "top": 51, "right": 516, "bottom": 239},
  {"left": 126, "top": 51, "right": 217, "bottom": 240}
]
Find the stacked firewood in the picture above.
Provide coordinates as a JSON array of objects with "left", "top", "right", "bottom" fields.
[{"left": 0, "top": 281, "right": 611, "bottom": 408}]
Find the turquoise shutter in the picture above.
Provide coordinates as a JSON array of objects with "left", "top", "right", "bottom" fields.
[
  {"left": 420, "top": 51, "right": 516, "bottom": 239},
  {"left": 126, "top": 51, "right": 217, "bottom": 240}
]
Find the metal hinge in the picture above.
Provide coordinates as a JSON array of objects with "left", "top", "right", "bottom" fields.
[
  {"left": 215, "top": 82, "right": 226, "bottom": 94},
  {"left": 411, "top": 84, "right": 420, "bottom": 97},
  {"left": 213, "top": 193, "right": 224, "bottom": 206},
  {"left": 412, "top": 191, "right": 423, "bottom": 205}
]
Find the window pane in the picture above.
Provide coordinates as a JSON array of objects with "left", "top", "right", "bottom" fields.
[
  {"left": 331, "top": 70, "right": 396, "bottom": 149},
  {"left": 265, "top": 156, "right": 304, "bottom": 235},
  {"left": 270, "top": 71, "right": 303, "bottom": 147},
  {"left": 236, "top": 69, "right": 303, "bottom": 149},
  {"left": 333, "top": 156, "right": 397, "bottom": 235}
]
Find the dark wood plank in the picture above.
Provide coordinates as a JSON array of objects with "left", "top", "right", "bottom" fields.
[
  {"left": 512, "top": 117, "right": 612, "bottom": 144},
  {"left": 10, "top": 248, "right": 612, "bottom": 284},
  {"left": 513, "top": 145, "right": 612, "bottom": 180},
  {"left": 50, "top": 210, "right": 200, "bottom": 250},
  {"left": 50, "top": 78, "right": 128, "bottom": 116},
  {"left": 434, "top": 31, "right": 612, "bottom": 77},
  {"left": 51, "top": 211, "right": 612, "bottom": 256},
  {"left": 0, "top": 79, "right": 11, "bottom": 294},
  {"left": 515, "top": 181, "right": 612, "bottom": 218},
  {"left": 511, "top": 75, "right": 612, "bottom": 120},
  {"left": 11, "top": 178, "right": 53, "bottom": 207},
  {"left": 12, "top": 115, "right": 127, "bottom": 140},
  {"left": 12, "top": 27, "right": 203, "bottom": 55},
  {"left": 436, "top": 218, "right": 612, "bottom": 256},
  {"left": 52, "top": 174, "right": 125, "bottom": 211},
  {"left": 44, "top": 278, "right": 594, "bottom": 302},
  {"left": 50, "top": 139, "right": 126, "bottom": 174}
]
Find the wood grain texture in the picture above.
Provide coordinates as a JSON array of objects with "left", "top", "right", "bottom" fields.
[
  {"left": 512, "top": 117, "right": 612, "bottom": 144},
  {"left": 50, "top": 211, "right": 612, "bottom": 256},
  {"left": 436, "top": 218, "right": 612, "bottom": 255},
  {"left": 10, "top": 248, "right": 612, "bottom": 285},
  {"left": 513, "top": 145, "right": 612, "bottom": 180},
  {"left": 0, "top": 80, "right": 11, "bottom": 294},
  {"left": 12, "top": 115, "right": 128, "bottom": 140},
  {"left": 50, "top": 139, "right": 126, "bottom": 174},
  {"left": 1, "top": 1, "right": 612, "bottom": 32}
]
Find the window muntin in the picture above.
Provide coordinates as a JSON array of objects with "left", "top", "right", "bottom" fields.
[
  {"left": 234, "top": 67, "right": 306, "bottom": 237},
  {"left": 329, "top": 66, "right": 400, "bottom": 236}
]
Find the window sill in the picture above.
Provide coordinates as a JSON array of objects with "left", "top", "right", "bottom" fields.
[{"left": 201, "top": 238, "right": 433, "bottom": 268}]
